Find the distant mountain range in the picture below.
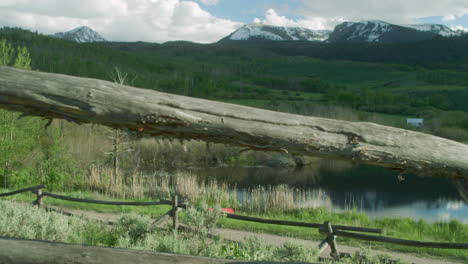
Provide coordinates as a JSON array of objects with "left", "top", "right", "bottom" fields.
[
  {"left": 51, "top": 26, "right": 106, "bottom": 43},
  {"left": 224, "top": 20, "right": 463, "bottom": 43},
  {"left": 51, "top": 20, "right": 464, "bottom": 44}
]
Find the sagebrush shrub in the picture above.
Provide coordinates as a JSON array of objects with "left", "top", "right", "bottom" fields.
[
  {"left": 112, "top": 213, "right": 151, "bottom": 245},
  {"left": 273, "top": 241, "right": 318, "bottom": 263}
]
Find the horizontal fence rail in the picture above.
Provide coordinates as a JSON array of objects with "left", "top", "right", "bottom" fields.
[
  {"left": 1, "top": 185, "right": 467, "bottom": 261},
  {"left": 0, "top": 185, "right": 45, "bottom": 197},
  {"left": 333, "top": 230, "right": 468, "bottom": 249},
  {"left": 42, "top": 192, "right": 172, "bottom": 206},
  {"left": 223, "top": 213, "right": 383, "bottom": 234}
]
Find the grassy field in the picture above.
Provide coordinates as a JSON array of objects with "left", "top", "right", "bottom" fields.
[{"left": 2, "top": 188, "right": 466, "bottom": 262}]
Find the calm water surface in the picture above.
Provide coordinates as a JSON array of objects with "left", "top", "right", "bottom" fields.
[{"left": 187, "top": 160, "right": 468, "bottom": 223}]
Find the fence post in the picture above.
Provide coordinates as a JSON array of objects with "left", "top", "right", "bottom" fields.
[
  {"left": 325, "top": 221, "right": 340, "bottom": 261},
  {"left": 35, "top": 188, "right": 44, "bottom": 208},
  {"left": 172, "top": 195, "right": 178, "bottom": 230},
  {"left": 3, "top": 161, "right": 8, "bottom": 189}
]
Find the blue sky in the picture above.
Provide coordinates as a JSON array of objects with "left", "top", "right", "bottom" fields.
[
  {"left": 0, "top": 0, "right": 467, "bottom": 43},
  {"left": 200, "top": 0, "right": 303, "bottom": 23},
  {"left": 199, "top": 0, "right": 468, "bottom": 30}
]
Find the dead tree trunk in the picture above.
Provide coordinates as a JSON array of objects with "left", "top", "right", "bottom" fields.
[{"left": 0, "top": 66, "right": 467, "bottom": 180}]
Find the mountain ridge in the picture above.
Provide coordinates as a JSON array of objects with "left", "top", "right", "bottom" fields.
[
  {"left": 404, "top": 23, "right": 461, "bottom": 37},
  {"left": 48, "top": 21, "right": 464, "bottom": 45},
  {"left": 222, "top": 23, "right": 331, "bottom": 42},
  {"left": 327, "top": 20, "right": 461, "bottom": 43},
  {"left": 224, "top": 20, "right": 462, "bottom": 43},
  {"left": 51, "top": 26, "right": 106, "bottom": 43}
]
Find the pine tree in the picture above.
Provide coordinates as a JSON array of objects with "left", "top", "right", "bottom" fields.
[
  {"left": 0, "top": 40, "right": 40, "bottom": 188},
  {"left": 0, "top": 39, "right": 14, "bottom": 66},
  {"left": 13, "top": 46, "right": 32, "bottom": 70}
]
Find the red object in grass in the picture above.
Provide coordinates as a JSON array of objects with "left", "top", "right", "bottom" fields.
[{"left": 208, "top": 208, "right": 235, "bottom": 214}]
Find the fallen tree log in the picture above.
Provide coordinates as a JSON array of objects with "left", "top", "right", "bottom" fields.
[{"left": 0, "top": 66, "right": 467, "bottom": 180}]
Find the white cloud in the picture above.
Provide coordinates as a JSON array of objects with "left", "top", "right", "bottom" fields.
[
  {"left": 197, "top": 0, "right": 219, "bottom": 6},
  {"left": 255, "top": 8, "right": 342, "bottom": 30},
  {"left": 298, "top": 0, "right": 468, "bottom": 25},
  {"left": 0, "top": 0, "right": 240, "bottom": 43},
  {"left": 443, "top": 14, "right": 457, "bottom": 21},
  {"left": 450, "top": 25, "right": 468, "bottom": 32}
]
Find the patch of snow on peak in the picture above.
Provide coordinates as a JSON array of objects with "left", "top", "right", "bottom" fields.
[
  {"left": 230, "top": 24, "right": 283, "bottom": 40},
  {"left": 285, "top": 27, "right": 299, "bottom": 40},
  {"left": 368, "top": 21, "right": 390, "bottom": 41},
  {"left": 52, "top": 26, "right": 106, "bottom": 43},
  {"left": 361, "top": 20, "right": 389, "bottom": 26},
  {"left": 228, "top": 24, "right": 330, "bottom": 41},
  {"left": 344, "top": 20, "right": 390, "bottom": 42},
  {"left": 68, "top": 26, "right": 91, "bottom": 34},
  {"left": 404, "top": 24, "right": 460, "bottom": 37}
]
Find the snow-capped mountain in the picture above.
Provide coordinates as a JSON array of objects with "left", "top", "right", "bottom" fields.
[
  {"left": 223, "top": 23, "right": 331, "bottom": 42},
  {"left": 327, "top": 20, "right": 460, "bottom": 43},
  {"left": 404, "top": 24, "right": 460, "bottom": 37},
  {"left": 51, "top": 26, "right": 106, "bottom": 43}
]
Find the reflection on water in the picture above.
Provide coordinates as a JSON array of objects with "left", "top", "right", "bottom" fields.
[
  {"left": 188, "top": 160, "right": 468, "bottom": 223},
  {"left": 360, "top": 200, "right": 467, "bottom": 223}
]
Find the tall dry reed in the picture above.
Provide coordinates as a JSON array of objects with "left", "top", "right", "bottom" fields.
[{"left": 78, "top": 166, "right": 333, "bottom": 213}]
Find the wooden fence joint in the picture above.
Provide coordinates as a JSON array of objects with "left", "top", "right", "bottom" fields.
[
  {"left": 34, "top": 188, "right": 44, "bottom": 208},
  {"left": 324, "top": 221, "right": 340, "bottom": 261}
]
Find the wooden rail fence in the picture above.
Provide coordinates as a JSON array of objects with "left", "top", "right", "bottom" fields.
[{"left": 1, "top": 185, "right": 467, "bottom": 262}]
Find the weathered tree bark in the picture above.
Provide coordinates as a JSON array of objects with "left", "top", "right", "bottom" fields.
[{"left": 0, "top": 66, "right": 467, "bottom": 180}]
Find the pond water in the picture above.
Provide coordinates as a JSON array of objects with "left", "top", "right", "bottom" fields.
[{"left": 187, "top": 160, "right": 468, "bottom": 223}]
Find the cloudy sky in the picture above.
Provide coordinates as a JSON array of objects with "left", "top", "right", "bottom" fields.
[{"left": 0, "top": 0, "right": 467, "bottom": 43}]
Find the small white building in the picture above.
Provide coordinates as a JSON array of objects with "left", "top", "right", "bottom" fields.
[{"left": 407, "top": 118, "right": 424, "bottom": 127}]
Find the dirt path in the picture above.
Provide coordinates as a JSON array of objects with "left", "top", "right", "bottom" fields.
[{"left": 44, "top": 204, "right": 463, "bottom": 264}]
